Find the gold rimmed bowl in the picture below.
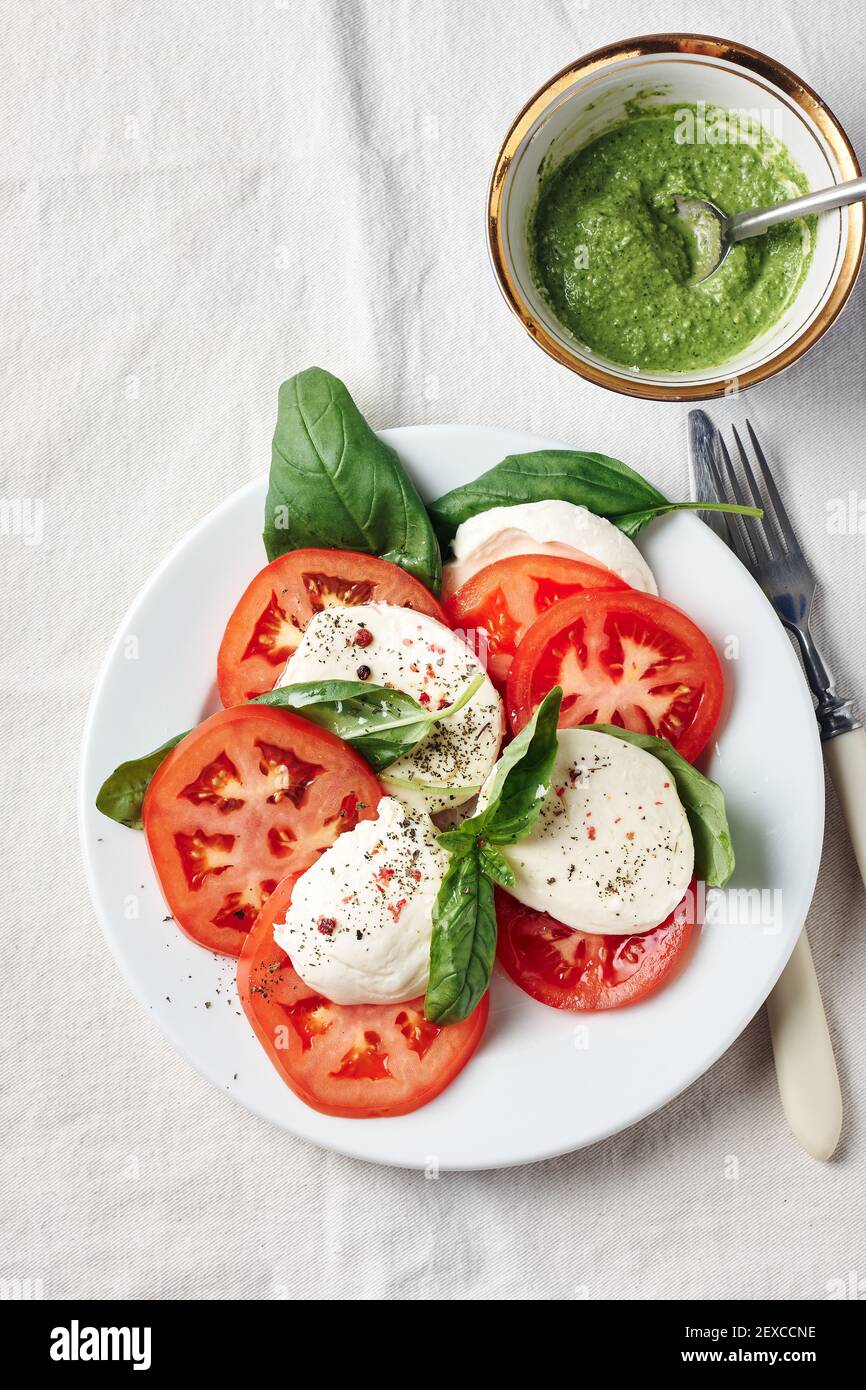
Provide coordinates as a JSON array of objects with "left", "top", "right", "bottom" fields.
[{"left": 487, "top": 34, "right": 863, "bottom": 401}]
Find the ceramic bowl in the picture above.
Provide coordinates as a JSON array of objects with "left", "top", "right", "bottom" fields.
[{"left": 488, "top": 33, "right": 863, "bottom": 400}]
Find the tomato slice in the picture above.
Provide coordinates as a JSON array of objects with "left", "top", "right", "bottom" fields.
[
  {"left": 143, "top": 705, "right": 382, "bottom": 956},
  {"left": 506, "top": 589, "right": 723, "bottom": 761},
  {"left": 496, "top": 883, "right": 698, "bottom": 1011},
  {"left": 238, "top": 874, "right": 489, "bottom": 1117},
  {"left": 218, "top": 549, "right": 446, "bottom": 706},
  {"left": 443, "top": 553, "right": 628, "bottom": 692}
]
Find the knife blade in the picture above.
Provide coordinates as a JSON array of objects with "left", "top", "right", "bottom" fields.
[{"left": 687, "top": 409, "right": 730, "bottom": 540}]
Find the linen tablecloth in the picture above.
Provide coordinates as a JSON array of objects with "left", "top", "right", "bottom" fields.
[{"left": 3, "top": 0, "right": 865, "bottom": 1300}]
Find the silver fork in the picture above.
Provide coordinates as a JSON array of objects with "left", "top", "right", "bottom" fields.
[
  {"left": 715, "top": 421, "right": 866, "bottom": 883},
  {"left": 712, "top": 422, "right": 863, "bottom": 749},
  {"left": 707, "top": 420, "right": 866, "bottom": 1160}
]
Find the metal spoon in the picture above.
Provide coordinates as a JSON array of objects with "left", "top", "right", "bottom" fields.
[{"left": 675, "top": 174, "right": 866, "bottom": 283}]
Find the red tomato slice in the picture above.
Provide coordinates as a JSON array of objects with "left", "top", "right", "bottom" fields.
[
  {"left": 218, "top": 549, "right": 445, "bottom": 706},
  {"left": 496, "top": 883, "right": 698, "bottom": 1011},
  {"left": 238, "top": 874, "right": 489, "bottom": 1117},
  {"left": 443, "top": 553, "right": 628, "bottom": 692},
  {"left": 506, "top": 589, "right": 723, "bottom": 762},
  {"left": 143, "top": 705, "right": 382, "bottom": 957}
]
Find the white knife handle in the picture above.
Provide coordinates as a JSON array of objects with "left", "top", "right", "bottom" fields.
[
  {"left": 766, "top": 930, "right": 842, "bottom": 1161},
  {"left": 823, "top": 726, "right": 866, "bottom": 889}
]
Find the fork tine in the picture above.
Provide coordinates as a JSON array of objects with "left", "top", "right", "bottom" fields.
[
  {"left": 731, "top": 425, "right": 764, "bottom": 511},
  {"left": 716, "top": 437, "right": 758, "bottom": 569},
  {"left": 745, "top": 420, "right": 802, "bottom": 557},
  {"left": 732, "top": 425, "right": 776, "bottom": 559},
  {"left": 717, "top": 435, "right": 749, "bottom": 508}
]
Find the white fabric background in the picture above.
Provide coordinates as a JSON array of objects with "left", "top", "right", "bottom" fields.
[{"left": 3, "top": 0, "right": 865, "bottom": 1301}]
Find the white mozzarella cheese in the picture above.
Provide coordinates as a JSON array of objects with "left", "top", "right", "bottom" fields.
[
  {"left": 273, "top": 796, "right": 448, "bottom": 1005},
  {"left": 442, "top": 500, "right": 658, "bottom": 599},
  {"left": 278, "top": 601, "right": 503, "bottom": 813},
  {"left": 489, "top": 728, "right": 693, "bottom": 934}
]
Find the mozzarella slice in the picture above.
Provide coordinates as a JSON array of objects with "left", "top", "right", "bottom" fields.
[
  {"left": 442, "top": 499, "right": 658, "bottom": 599},
  {"left": 278, "top": 602, "right": 503, "bottom": 813},
  {"left": 274, "top": 796, "right": 448, "bottom": 1005},
  {"left": 489, "top": 728, "right": 693, "bottom": 934}
]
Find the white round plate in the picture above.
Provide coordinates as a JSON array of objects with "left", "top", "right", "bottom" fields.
[{"left": 79, "top": 425, "right": 824, "bottom": 1169}]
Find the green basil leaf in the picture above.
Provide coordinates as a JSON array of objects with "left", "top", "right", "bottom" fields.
[
  {"left": 253, "top": 679, "right": 431, "bottom": 770},
  {"left": 436, "top": 830, "right": 479, "bottom": 859},
  {"left": 614, "top": 500, "right": 762, "bottom": 540},
  {"left": 464, "top": 685, "right": 563, "bottom": 844},
  {"left": 428, "top": 450, "right": 667, "bottom": 547},
  {"left": 95, "top": 733, "right": 188, "bottom": 829},
  {"left": 477, "top": 843, "right": 515, "bottom": 889},
  {"left": 423, "top": 689, "right": 560, "bottom": 1022},
  {"left": 424, "top": 846, "right": 497, "bottom": 1024},
  {"left": 257, "top": 673, "right": 484, "bottom": 771},
  {"left": 586, "top": 723, "right": 736, "bottom": 887},
  {"left": 96, "top": 675, "right": 483, "bottom": 827},
  {"left": 614, "top": 508, "right": 671, "bottom": 539},
  {"left": 428, "top": 447, "right": 761, "bottom": 547},
  {"left": 264, "top": 368, "right": 441, "bottom": 593}
]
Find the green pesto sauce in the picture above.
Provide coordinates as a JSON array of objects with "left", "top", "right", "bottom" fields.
[{"left": 530, "top": 106, "right": 814, "bottom": 372}]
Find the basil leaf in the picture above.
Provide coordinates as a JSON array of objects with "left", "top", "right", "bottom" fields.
[
  {"left": 425, "top": 687, "right": 561, "bottom": 1023},
  {"left": 428, "top": 450, "right": 666, "bottom": 547},
  {"left": 94, "top": 733, "right": 187, "bottom": 829},
  {"left": 424, "top": 846, "right": 497, "bottom": 1024},
  {"left": 436, "top": 830, "right": 479, "bottom": 859},
  {"left": 463, "top": 685, "right": 562, "bottom": 844},
  {"left": 257, "top": 672, "right": 484, "bottom": 771},
  {"left": 477, "top": 843, "right": 515, "bottom": 889},
  {"left": 253, "top": 680, "right": 431, "bottom": 771},
  {"left": 96, "top": 675, "right": 483, "bottom": 827},
  {"left": 615, "top": 500, "right": 762, "bottom": 540},
  {"left": 428, "top": 448, "right": 760, "bottom": 546},
  {"left": 586, "top": 723, "right": 736, "bottom": 887},
  {"left": 264, "top": 368, "right": 441, "bottom": 593}
]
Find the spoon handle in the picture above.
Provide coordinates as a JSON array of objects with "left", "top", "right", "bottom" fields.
[{"left": 729, "top": 175, "right": 866, "bottom": 241}]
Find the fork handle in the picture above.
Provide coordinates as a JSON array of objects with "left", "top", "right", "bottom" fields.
[
  {"left": 766, "top": 929, "right": 842, "bottom": 1161},
  {"left": 824, "top": 727, "right": 866, "bottom": 889}
]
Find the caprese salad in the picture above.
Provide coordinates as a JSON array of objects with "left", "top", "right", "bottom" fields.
[{"left": 97, "top": 368, "right": 746, "bottom": 1120}]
